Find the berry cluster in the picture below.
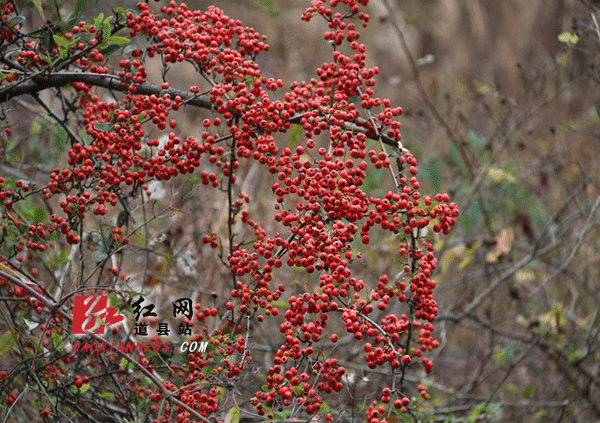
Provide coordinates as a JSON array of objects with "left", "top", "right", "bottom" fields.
[
  {"left": 0, "top": 0, "right": 458, "bottom": 421},
  {"left": 0, "top": 1, "right": 16, "bottom": 45}
]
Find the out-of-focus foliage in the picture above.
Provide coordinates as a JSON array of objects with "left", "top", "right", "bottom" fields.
[{"left": 198, "top": 0, "right": 600, "bottom": 421}]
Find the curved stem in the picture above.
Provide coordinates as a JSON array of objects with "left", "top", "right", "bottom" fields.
[{"left": 0, "top": 269, "right": 212, "bottom": 423}]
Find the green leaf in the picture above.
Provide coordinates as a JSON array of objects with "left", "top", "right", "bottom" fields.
[
  {"left": 103, "top": 21, "right": 111, "bottom": 38},
  {"left": 467, "top": 130, "right": 486, "bottom": 153},
  {"left": 74, "top": 0, "right": 87, "bottom": 16},
  {"left": 460, "top": 200, "right": 482, "bottom": 239},
  {"left": 99, "top": 392, "right": 114, "bottom": 399},
  {"left": 447, "top": 140, "right": 460, "bottom": 168},
  {"left": 93, "top": 122, "right": 114, "bottom": 131},
  {"left": 106, "top": 35, "right": 130, "bottom": 45},
  {"left": 123, "top": 43, "right": 139, "bottom": 55},
  {"left": 52, "top": 332, "right": 63, "bottom": 349},
  {"left": 7, "top": 16, "right": 26, "bottom": 24},
  {"left": 94, "top": 13, "right": 104, "bottom": 27},
  {"left": 421, "top": 156, "right": 442, "bottom": 193},
  {"left": 53, "top": 34, "right": 69, "bottom": 47},
  {"left": 91, "top": 250, "right": 108, "bottom": 263},
  {"left": 498, "top": 346, "right": 514, "bottom": 366},
  {"left": 32, "top": 0, "right": 46, "bottom": 20},
  {"left": 0, "top": 262, "right": 22, "bottom": 279},
  {"left": 468, "top": 403, "right": 486, "bottom": 423},
  {"left": 404, "top": 14, "right": 421, "bottom": 25},
  {"left": 348, "top": 95, "right": 360, "bottom": 107},
  {"left": 30, "top": 334, "right": 40, "bottom": 351},
  {"left": 396, "top": 413, "right": 413, "bottom": 422},
  {"left": 40, "top": 28, "right": 54, "bottom": 52},
  {"left": 458, "top": 240, "right": 481, "bottom": 270},
  {"left": 51, "top": 126, "right": 68, "bottom": 145},
  {"left": 260, "top": 0, "right": 280, "bottom": 17},
  {"left": 31, "top": 207, "right": 47, "bottom": 225},
  {"left": 120, "top": 358, "right": 129, "bottom": 370},
  {"left": 487, "top": 403, "right": 501, "bottom": 414},
  {"left": 58, "top": 249, "right": 71, "bottom": 264},
  {"left": 0, "top": 331, "right": 18, "bottom": 356},
  {"left": 108, "top": 294, "right": 119, "bottom": 308},
  {"left": 71, "top": 383, "right": 90, "bottom": 394},
  {"left": 100, "top": 44, "right": 121, "bottom": 57},
  {"left": 7, "top": 224, "right": 21, "bottom": 237},
  {"left": 224, "top": 407, "right": 240, "bottom": 423},
  {"left": 287, "top": 124, "right": 302, "bottom": 148},
  {"left": 512, "top": 185, "right": 530, "bottom": 209}
]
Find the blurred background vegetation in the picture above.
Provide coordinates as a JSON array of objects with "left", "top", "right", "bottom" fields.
[{"left": 5, "top": 0, "right": 600, "bottom": 421}]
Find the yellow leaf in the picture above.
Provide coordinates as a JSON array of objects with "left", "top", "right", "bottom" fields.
[
  {"left": 538, "top": 139, "right": 550, "bottom": 153},
  {"left": 0, "top": 331, "right": 18, "bottom": 356},
  {"left": 558, "top": 32, "right": 569, "bottom": 43},
  {"left": 287, "top": 124, "right": 302, "bottom": 148},
  {"left": 299, "top": 154, "right": 312, "bottom": 165},
  {"left": 441, "top": 243, "right": 465, "bottom": 272},
  {"left": 485, "top": 250, "right": 499, "bottom": 263},
  {"left": 0, "top": 262, "right": 20, "bottom": 279},
  {"left": 487, "top": 168, "right": 516, "bottom": 183},
  {"left": 486, "top": 229, "right": 514, "bottom": 263},
  {"left": 515, "top": 269, "right": 535, "bottom": 283},
  {"left": 496, "top": 228, "right": 514, "bottom": 255},
  {"left": 214, "top": 386, "right": 226, "bottom": 401},
  {"left": 561, "top": 162, "right": 579, "bottom": 182},
  {"left": 458, "top": 241, "right": 481, "bottom": 270},
  {"left": 224, "top": 407, "right": 240, "bottom": 423},
  {"left": 472, "top": 79, "right": 491, "bottom": 95},
  {"left": 558, "top": 31, "right": 578, "bottom": 45}
]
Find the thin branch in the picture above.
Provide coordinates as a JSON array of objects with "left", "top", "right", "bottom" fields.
[
  {"left": 33, "top": 94, "right": 83, "bottom": 144},
  {"left": 0, "top": 269, "right": 212, "bottom": 423},
  {"left": 439, "top": 240, "right": 557, "bottom": 321},
  {"left": 592, "top": 12, "right": 600, "bottom": 43},
  {"left": 0, "top": 70, "right": 401, "bottom": 148},
  {"left": 532, "top": 194, "right": 600, "bottom": 294},
  {"left": 0, "top": 72, "right": 213, "bottom": 108},
  {"left": 380, "top": 0, "right": 475, "bottom": 176}
]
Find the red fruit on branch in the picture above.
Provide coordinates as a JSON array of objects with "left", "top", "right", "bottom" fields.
[{"left": 0, "top": 0, "right": 457, "bottom": 421}]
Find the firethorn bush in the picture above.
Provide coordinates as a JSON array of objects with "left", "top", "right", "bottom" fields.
[{"left": 0, "top": 0, "right": 458, "bottom": 422}]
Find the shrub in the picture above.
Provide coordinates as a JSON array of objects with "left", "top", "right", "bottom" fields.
[{"left": 0, "top": 1, "right": 457, "bottom": 421}]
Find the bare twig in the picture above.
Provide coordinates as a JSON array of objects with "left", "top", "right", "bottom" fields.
[
  {"left": 380, "top": 0, "right": 475, "bottom": 176},
  {"left": 0, "top": 269, "right": 212, "bottom": 423},
  {"left": 592, "top": 12, "right": 600, "bottom": 43},
  {"left": 533, "top": 194, "right": 600, "bottom": 294}
]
